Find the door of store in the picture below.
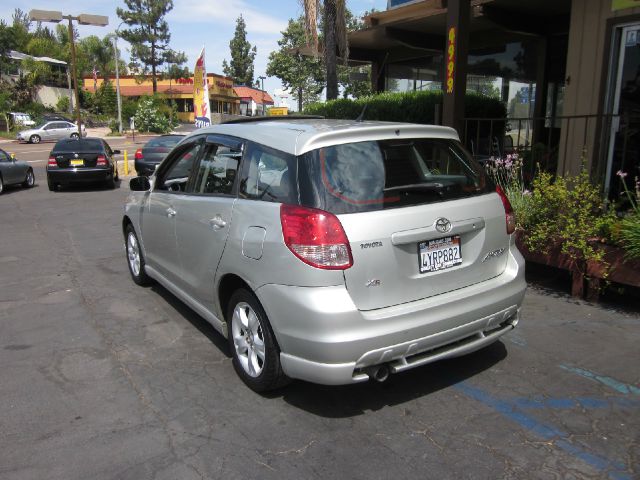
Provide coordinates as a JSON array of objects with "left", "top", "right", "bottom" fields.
[{"left": 605, "top": 24, "right": 640, "bottom": 200}]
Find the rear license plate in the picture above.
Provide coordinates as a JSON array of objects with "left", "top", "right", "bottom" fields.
[
  {"left": 70, "top": 159, "right": 84, "bottom": 166},
  {"left": 418, "top": 236, "right": 462, "bottom": 273}
]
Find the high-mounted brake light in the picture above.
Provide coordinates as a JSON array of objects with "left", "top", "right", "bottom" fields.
[
  {"left": 97, "top": 155, "right": 107, "bottom": 166},
  {"left": 134, "top": 149, "right": 143, "bottom": 160},
  {"left": 496, "top": 186, "right": 516, "bottom": 234},
  {"left": 280, "top": 204, "right": 353, "bottom": 270}
]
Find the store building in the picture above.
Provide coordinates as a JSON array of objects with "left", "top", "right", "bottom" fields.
[
  {"left": 234, "top": 86, "right": 275, "bottom": 116},
  {"left": 348, "top": 0, "right": 640, "bottom": 196},
  {"left": 83, "top": 73, "right": 240, "bottom": 122}
]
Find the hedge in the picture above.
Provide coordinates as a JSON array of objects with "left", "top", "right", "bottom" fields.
[{"left": 303, "top": 90, "right": 506, "bottom": 124}]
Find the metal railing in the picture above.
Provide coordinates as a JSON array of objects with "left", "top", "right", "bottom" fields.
[{"left": 462, "top": 114, "right": 628, "bottom": 185}]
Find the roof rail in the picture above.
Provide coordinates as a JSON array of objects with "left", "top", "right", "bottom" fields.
[{"left": 221, "top": 115, "right": 325, "bottom": 124}]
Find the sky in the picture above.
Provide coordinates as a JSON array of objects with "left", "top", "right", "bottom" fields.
[{"left": 1, "top": 0, "right": 388, "bottom": 106}]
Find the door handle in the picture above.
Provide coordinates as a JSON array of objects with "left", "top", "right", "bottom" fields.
[
  {"left": 166, "top": 208, "right": 176, "bottom": 218},
  {"left": 209, "top": 216, "right": 227, "bottom": 230}
]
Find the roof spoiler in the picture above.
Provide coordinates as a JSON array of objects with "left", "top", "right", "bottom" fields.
[{"left": 222, "top": 115, "right": 324, "bottom": 124}]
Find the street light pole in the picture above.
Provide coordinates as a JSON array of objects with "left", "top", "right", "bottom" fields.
[
  {"left": 67, "top": 16, "right": 82, "bottom": 136},
  {"left": 29, "top": 10, "right": 108, "bottom": 138}
]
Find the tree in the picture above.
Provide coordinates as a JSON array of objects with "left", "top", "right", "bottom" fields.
[
  {"left": 222, "top": 15, "right": 257, "bottom": 86},
  {"left": 116, "top": 0, "right": 186, "bottom": 93},
  {"left": 302, "top": 0, "right": 348, "bottom": 101},
  {"left": 267, "top": 17, "right": 324, "bottom": 111},
  {"left": 0, "top": 21, "right": 17, "bottom": 75}
]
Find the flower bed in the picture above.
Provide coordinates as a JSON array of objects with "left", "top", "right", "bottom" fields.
[{"left": 487, "top": 154, "right": 640, "bottom": 302}]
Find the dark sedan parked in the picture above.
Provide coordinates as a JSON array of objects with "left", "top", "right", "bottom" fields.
[
  {"left": 134, "top": 134, "right": 184, "bottom": 176},
  {"left": 0, "top": 148, "right": 35, "bottom": 194},
  {"left": 47, "top": 138, "right": 120, "bottom": 191}
]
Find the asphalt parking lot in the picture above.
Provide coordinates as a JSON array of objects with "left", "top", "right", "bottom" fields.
[{"left": 1, "top": 141, "right": 639, "bottom": 480}]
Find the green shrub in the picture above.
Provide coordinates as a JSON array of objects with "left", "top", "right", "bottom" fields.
[
  {"left": 134, "top": 96, "right": 177, "bottom": 134},
  {"left": 303, "top": 90, "right": 506, "bottom": 125},
  {"left": 524, "top": 167, "right": 616, "bottom": 270},
  {"left": 616, "top": 173, "right": 640, "bottom": 259},
  {"left": 619, "top": 212, "right": 640, "bottom": 260},
  {"left": 56, "top": 96, "right": 70, "bottom": 113}
]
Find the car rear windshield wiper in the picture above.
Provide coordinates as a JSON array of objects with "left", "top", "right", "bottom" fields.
[{"left": 384, "top": 182, "right": 444, "bottom": 193}]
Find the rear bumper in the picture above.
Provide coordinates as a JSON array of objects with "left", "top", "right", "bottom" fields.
[
  {"left": 256, "top": 246, "right": 526, "bottom": 385},
  {"left": 47, "top": 167, "right": 113, "bottom": 184}
]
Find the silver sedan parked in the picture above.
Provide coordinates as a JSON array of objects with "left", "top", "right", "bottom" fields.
[
  {"left": 16, "top": 121, "right": 86, "bottom": 144},
  {"left": 0, "top": 148, "right": 35, "bottom": 194}
]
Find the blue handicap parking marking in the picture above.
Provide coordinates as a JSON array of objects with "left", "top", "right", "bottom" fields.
[
  {"left": 560, "top": 365, "right": 640, "bottom": 396},
  {"left": 455, "top": 382, "right": 635, "bottom": 480}
]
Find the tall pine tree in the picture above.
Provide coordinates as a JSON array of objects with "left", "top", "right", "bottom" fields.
[
  {"left": 222, "top": 15, "right": 257, "bottom": 86},
  {"left": 116, "top": 0, "right": 186, "bottom": 93}
]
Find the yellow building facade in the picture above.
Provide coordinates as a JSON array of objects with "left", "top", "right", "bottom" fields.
[{"left": 84, "top": 73, "right": 240, "bottom": 122}]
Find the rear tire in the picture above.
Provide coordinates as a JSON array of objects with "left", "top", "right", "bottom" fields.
[
  {"left": 125, "top": 224, "right": 151, "bottom": 286},
  {"left": 29, "top": 135, "right": 40, "bottom": 144},
  {"left": 70, "top": 132, "right": 79, "bottom": 140},
  {"left": 106, "top": 173, "right": 116, "bottom": 189},
  {"left": 0, "top": 175, "right": 4, "bottom": 195},
  {"left": 227, "top": 289, "right": 290, "bottom": 392},
  {"left": 22, "top": 169, "right": 35, "bottom": 188},
  {"left": 47, "top": 175, "right": 56, "bottom": 192}
]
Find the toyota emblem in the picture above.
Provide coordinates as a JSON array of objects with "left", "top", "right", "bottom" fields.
[{"left": 435, "top": 217, "right": 452, "bottom": 233}]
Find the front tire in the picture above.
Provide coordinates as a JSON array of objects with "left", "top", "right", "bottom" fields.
[
  {"left": 125, "top": 224, "right": 151, "bottom": 286},
  {"left": 22, "top": 169, "right": 35, "bottom": 188},
  {"left": 227, "top": 289, "right": 289, "bottom": 392},
  {"left": 0, "top": 175, "right": 4, "bottom": 195},
  {"left": 70, "top": 132, "right": 79, "bottom": 140},
  {"left": 29, "top": 135, "right": 40, "bottom": 144}
]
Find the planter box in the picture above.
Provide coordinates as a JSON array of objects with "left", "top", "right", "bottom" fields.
[{"left": 515, "top": 232, "right": 640, "bottom": 301}]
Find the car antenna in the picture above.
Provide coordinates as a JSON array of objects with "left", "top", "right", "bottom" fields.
[{"left": 355, "top": 104, "right": 368, "bottom": 122}]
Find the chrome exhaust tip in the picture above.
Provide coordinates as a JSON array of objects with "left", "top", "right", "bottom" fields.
[{"left": 366, "top": 364, "right": 390, "bottom": 383}]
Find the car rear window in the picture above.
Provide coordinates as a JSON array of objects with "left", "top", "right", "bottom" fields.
[
  {"left": 298, "top": 139, "right": 493, "bottom": 214},
  {"left": 146, "top": 136, "right": 184, "bottom": 148},
  {"left": 53, "top": 139, "right": 103, "bottom": 152}
]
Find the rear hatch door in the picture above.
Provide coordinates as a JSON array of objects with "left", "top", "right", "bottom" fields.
[{"left": 299, "top": 137, "right": 510, "bottom": 311}]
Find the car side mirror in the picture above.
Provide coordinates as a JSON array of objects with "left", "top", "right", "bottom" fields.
[
  {"left": 130, "top": 176, "right": 151, "bottom": 191},
  {"left": 113, "top": 149, "right": 121, "bottom": 154}
]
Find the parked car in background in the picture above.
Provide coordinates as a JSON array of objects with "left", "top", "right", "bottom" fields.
[
  {"left": 8, "top": 112, "right": 35, "bottom": 128},
  {"left": 43, "top": 114, "right": 75, "bottom": 123},
  {"left": 123, "top": 118, "right": 526, "bottom": 392},
  {"left": 0, "top": 148, "right": 35, "bottom": 194},
  {"left": 47, "top": 138, "right": 119, "bottom": 191},
  {"left": 134, "top": 134, "right": 185, "bottom": 176},
  {"left": 17, "top": 121, "right": 86, "bottom": 144}
]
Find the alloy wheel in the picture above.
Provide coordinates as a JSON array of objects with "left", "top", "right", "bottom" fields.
[
  {"left": 127, "top": 232, "right": 141, "bottom": 276},
  {"left": 231, "top": 302, "right": 266, "bottom": 377}
]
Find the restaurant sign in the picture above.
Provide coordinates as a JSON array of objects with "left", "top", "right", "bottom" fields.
[{"left": 446, "top": 27, "right": 456, "bottom": 94}]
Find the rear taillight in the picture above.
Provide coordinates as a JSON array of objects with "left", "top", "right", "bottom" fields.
[
  {"left": 496, "top": 186, "right": 516, "bottom": 235},
  {"left": 97, "top": 155, "right": 107, "bottom": 166},
  {"left": 47, "top": 156, "right": 57, "bottom": 167},
  {"left": 134, "top": 149, "right": 143, "bottom": 160},
  {"left": 280, "top": 204, "right": 353, "bottom": 270}
]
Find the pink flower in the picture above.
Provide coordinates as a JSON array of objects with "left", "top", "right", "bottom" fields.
[
  {"left": 523, "top": 189, "right": 531, "bottom": 196},
  {"left": 617, "top": 170, "right": 628, "bottom": 178}
]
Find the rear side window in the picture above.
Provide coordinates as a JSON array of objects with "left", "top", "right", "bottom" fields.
[
  {"left": 146, "top": 136, "right": 184, "bottom": 148},
  {"left": 299, "top": 139, "right": 493, "bottom": 214},
  {"left": 238, "top": 142, "right": 297, "bottom": 204}
]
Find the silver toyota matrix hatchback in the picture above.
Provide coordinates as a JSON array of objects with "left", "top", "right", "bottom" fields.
[{"left": 123, "top": 118, "right": 526, "bottom": 392}]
